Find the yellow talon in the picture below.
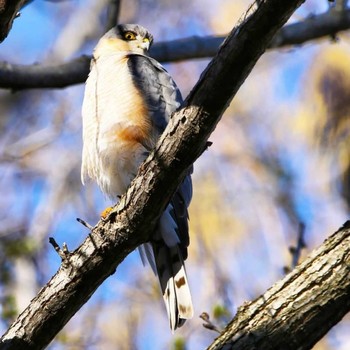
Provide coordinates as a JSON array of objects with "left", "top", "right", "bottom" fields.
[{"left": 101, "top": 206, "right": 113, "bottom": 219}]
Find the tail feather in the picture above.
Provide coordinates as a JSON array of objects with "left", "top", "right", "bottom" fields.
[
  {"left": 173, "top": 264, "right": 193, "bottom": 320},
  {"left": 140, "top": 174, "right": 193, "bottom": 331},
  {"left": 138, "top": 243, "right": 157, "bottom": 274},
  {"left": 152, "top": 241, "right": 193, "bottom": 331}
]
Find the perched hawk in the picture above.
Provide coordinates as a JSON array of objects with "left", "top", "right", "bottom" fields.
[{"left": 81, "top": 24, "right": 193, "bottom": 330}]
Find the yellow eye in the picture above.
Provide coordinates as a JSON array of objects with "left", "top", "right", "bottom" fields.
[{"left": 124, "top": 31, "right": 136, "bottom": 40}]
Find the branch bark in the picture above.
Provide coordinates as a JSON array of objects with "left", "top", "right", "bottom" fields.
[
  {"left": 105, "top": 0, "right": 121, "bottom": 31},
  {"left": 0, "top": 0, "right": 313, "bottom": 349},
  {"left": 206, "top": 221, "right": 350, "bottom": 350},
  {"left": 0, "top": 0, "right": 26, "bottom": 42},
  {"left": 1, "top": 7, "right": 350, "bottom": 89}
]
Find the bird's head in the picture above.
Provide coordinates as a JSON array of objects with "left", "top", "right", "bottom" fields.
[{"left": 95, "top": 24, "right": 154, "bottom": 56}]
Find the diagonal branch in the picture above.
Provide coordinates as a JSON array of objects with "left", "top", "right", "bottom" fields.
[
  {"left": 207, "top": 221, "right": 350, "bottom": 350},
  {"left": 1, "top": 7, "right": 350, "bottom": 90},
  {"left": 0, "top": 0, "right": 26, "bottom": 42},
  {"left": 0, "top": 0, "right": 305, "bottom": 349}
]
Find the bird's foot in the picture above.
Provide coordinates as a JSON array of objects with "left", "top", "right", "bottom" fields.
[{"left": 101, "top": 206, "right": 113, "bottom": 219}]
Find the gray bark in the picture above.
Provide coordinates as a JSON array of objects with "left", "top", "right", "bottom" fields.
[{"left": 207, "top": 222, "right": 350, "bottom": 350}]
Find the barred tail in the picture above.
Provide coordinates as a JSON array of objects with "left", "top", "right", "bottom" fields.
[
  {"left": 139, "top": 175, "right": 193, "bottom": 331},
  {"left": 152, "top": 240, "right": 193, "bottom": 331}
]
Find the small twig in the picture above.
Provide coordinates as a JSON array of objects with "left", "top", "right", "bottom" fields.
[
  {"left": 76, "top": 217, "right": 94, "bottom": 230},
  {"left": 206, "top": 141, "right": 213, "bottom": 149},
  {"left": 62, "top": 242, "right": 69, "bottom": 255},
  {"left": 284, "top": 222, "right": 307, "bottom": 273},
  {"left": 200, "top": 312, "right": 221, "bottom": 333},
  {"left": 49, "top": 237, "right": 71, "bottom": 261},
  {"left": 292, "top": 222, "right": 307, "bottom": 267},
  {"left": 48, "top": 237, "right": 61, "bottom": 253}
]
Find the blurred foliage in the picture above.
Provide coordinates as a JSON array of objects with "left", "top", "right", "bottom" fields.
[
  {"left": 298, "top": 44, "right": 350, "bottom": 209},
  {"left": 3, "top": 238, "right": 37, "bottom": 257},
  {"left": 1, "top": 295, "right": 17, "bottom": 325},
  {"left": 0, "top": 0, "right": 349, "bottom": 349},
  {"left": 172, "top": 337, "right": 187, "bottom": 350},
  {"left": 212, "top": 304, "right": 231, "bottom": 324}
]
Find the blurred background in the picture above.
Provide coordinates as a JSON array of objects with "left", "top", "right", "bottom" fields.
[{"left": 0, "top": 0, "right": 350, "bottom": 349}]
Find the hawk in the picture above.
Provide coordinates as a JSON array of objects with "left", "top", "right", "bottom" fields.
[{"left": 81, "top": 24, "right": 193, "bottom": 330}]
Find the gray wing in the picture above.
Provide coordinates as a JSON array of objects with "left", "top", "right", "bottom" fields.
[
  {"left": 127, "top": 54, "right": 182, "bottom": 133},
  {"left": 128, "top": 53, "right": 193, "bottom": 251},
  {"left": 129, "top": 54, "right": 193, "bottom": 329}
]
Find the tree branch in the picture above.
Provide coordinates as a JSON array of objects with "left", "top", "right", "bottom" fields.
[
  {"left": 269, "top": 5, "right": 350, "bottom": 47},
  {"left": 0, "top": 0, "right": 26, "bottom": 43},
  {"left": 0, "top": 0, "right": 307, "bottom": 349},
  {"left": 105, "top": 0, "right": 121, "bottom": 31},
  {"left": 206, "top": 221, "right": 350, "bottom": 350},
  {"left": 0, "top": 56, "right": 91, "bottom": 90},
  {"left": 1, "top": 7, "right": 350, "bottom": 89}
]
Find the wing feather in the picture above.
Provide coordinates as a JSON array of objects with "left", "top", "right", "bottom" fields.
[
  {"left": 127, "top": 54, "right": 182, "bottom": 133},
  {"left": 128, "top": 53, "right": 193, "bottom": 329}
]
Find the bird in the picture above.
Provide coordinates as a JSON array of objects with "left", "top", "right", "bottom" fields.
[{"left": 81, "top": 24, "right": 193, "bottom": 331}]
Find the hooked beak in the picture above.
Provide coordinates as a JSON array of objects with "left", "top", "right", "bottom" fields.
[{"left": 140, "top": 38, "right": 150, "bottom": 51}]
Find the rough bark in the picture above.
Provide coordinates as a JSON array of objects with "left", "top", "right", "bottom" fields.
[
  {"left": 0, "top": 0, "right": 310, "bottom": 349},
  {"left": 1, "top": 7, "right": 350, "bottom": 89},
  {"left": 0, "top": 0, "right": 26, "bottom": 42},
  {"left": 207, "top": 221, "right": 350, "bottom": 350}
]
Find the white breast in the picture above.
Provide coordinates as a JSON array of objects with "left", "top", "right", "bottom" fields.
[{"left": 81, "top": 53, "right": 152, "bottom": 199}]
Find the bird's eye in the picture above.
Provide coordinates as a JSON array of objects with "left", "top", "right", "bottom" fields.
[{"left": 124, "top": 32, "right": 136, "bottom": 40}]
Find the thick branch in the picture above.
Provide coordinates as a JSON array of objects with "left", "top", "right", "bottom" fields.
[
  {"left": 0, "top": 56, "right": 91, "bottom": 90},
  {"left": 0, "top": 0, "right": 26, "bottom": 42},
  {"left": 269, "top": 6, "right": 350, "bottom": 47},
  {"left": 1, "top": 8, "right": 350, "bottom": 89},
  {"left": 207, "top": 221, "right": 350, "bottom": 350},
  {"left": 0, "top": 0, "right": 304, "bottom": 349}
]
